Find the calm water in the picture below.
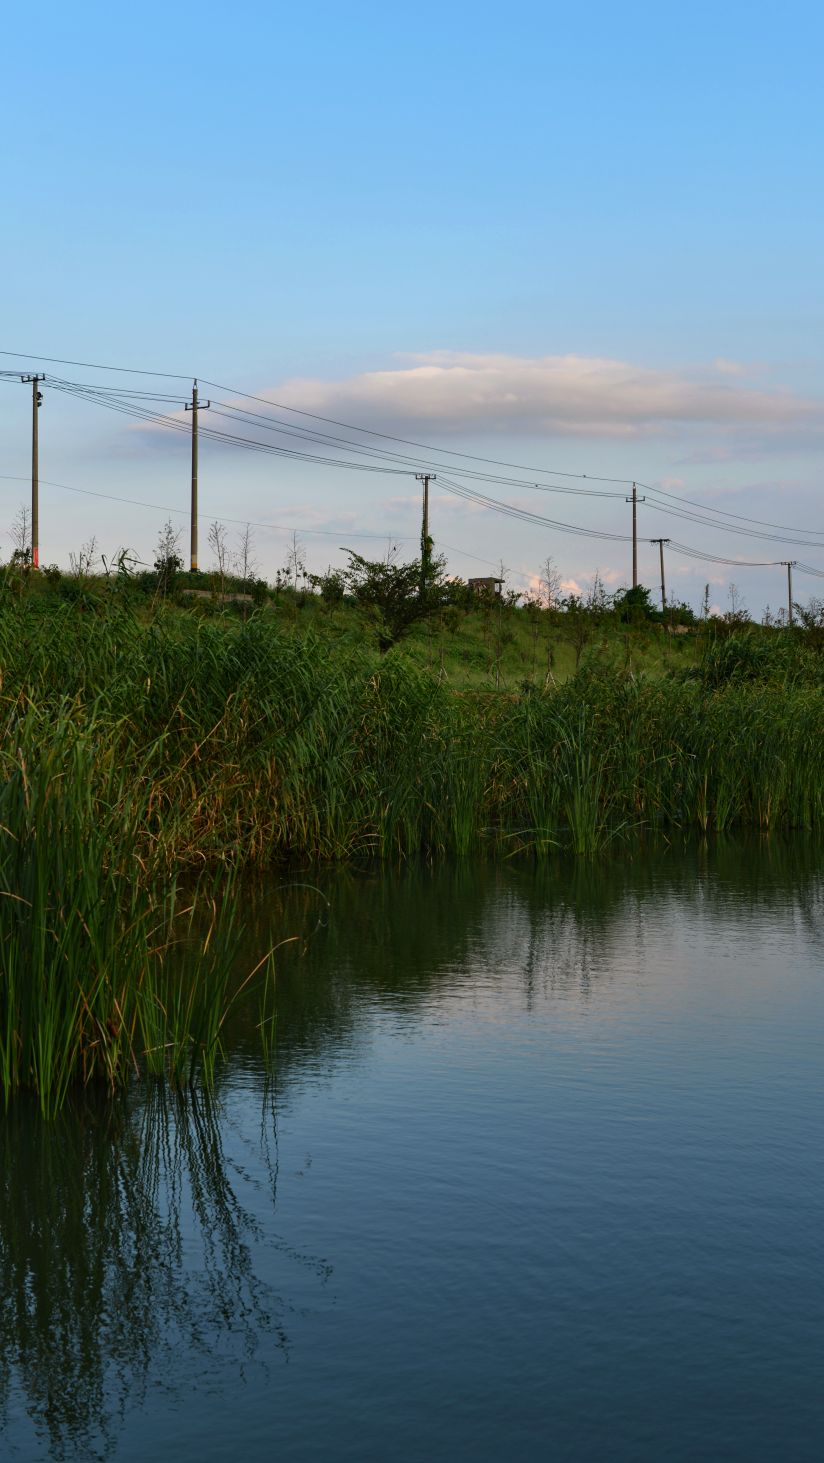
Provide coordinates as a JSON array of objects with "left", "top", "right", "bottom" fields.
[{"left": 2, "top": 843, "right": 823, "bottom": 1461}]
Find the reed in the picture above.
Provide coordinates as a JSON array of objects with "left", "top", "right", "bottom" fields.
[
  {"left": 3, "top": 601, "right": 824, "bottom": 866},
  {"left": 2, "top": 598, "right": 824, "bottom": 1040},
  {"left": 0, "top": 705, "right": 275, "bottom": 1113}
]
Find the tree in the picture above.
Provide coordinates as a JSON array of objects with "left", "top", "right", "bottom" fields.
[
  {"left": 8, "top": 505, "right": 32, "bottom": 569},
  {"left": 154, "top": 520, "right": 183, "bottom": 595},
  {"left": 308, "top": 565, "right": 346, "bottom": 616},
  {"left": 283, "top": 532, "right": 306, "bottom": 593},
  {"left": 791, "top": 597, "right": 824, "bottom": 652},
  {"left": 725, "top": 582, "right": 750, "bottom": 625},
  {"left": 586, "top": 570, "right": 611, "bottom": 616},
  {"left": 340, "top": 548, "right": 456, "bottom": 651},
  {"left": 613, "top": 584, "right": 658, "bottom": 624},
  {"left": 539, "top": 556, "right": 562, "bottom": 611},
  {"left": 234, "top": 523, "right": 258, "bottom": 585},
  {"left": 208, "top": 520, "right": 229, "bottom": 597},
  {"left": 522, "top": 590, "right": 543, "bottom": 680},
  {"left": 559, "top": 593, "right": 596, "bottom": 669}
]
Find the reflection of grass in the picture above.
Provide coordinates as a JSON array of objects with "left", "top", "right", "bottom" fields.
[{"left": 0, "top": 1085, "right": 301, "bottom": 1456}]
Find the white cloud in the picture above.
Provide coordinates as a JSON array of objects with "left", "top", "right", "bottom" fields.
[
  {"left": 268, "top": 351, "right": 822, "bottom": 442},
  {"left": 712, "top": 358, "right": 750, "bottom": 377}
]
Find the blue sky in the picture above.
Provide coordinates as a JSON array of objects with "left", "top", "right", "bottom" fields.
[{"left": 1, "top": 0, "right": 822, "bottom": 611}]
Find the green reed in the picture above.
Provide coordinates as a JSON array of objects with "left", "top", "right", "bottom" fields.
[
  {"left": 2, "top": 600, "right": 824, "bottom": 954},
  {"left": 0, "top": 704, "right": 276, "bottom": 1113}
]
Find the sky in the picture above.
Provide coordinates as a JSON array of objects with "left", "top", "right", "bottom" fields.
[{"left": 1, "top": 0, "right": 822, "bottom": 613}]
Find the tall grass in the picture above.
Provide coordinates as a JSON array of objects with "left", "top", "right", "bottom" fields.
[
  {"left": 0, "top": 705, "right": 275, "bottom": 1113},
  {"left": 7, "top": 598, "right": 822, "bottom": 1109},
  {"left": 2, "top": 601, "right": 824, "bottom": 871}
]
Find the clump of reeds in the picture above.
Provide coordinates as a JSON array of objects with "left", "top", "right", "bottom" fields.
[
  {"left": 0, "top": 705, "right": 275, "bottom": 1115},
  {"left": 2, "top": 598, "right": 824, "bottom": 879}
]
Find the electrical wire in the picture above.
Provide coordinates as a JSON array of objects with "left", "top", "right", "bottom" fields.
[
  {"left": 0, "top": 349, "right": 191, "bottom": 380},
  {"left": 0, "top": 471, "right": 537, "bottom": 582},
  {"left": 5, "top": 349, "right": 824, "bottom": 576},
  {"left": 35, "top": 367, "right": 824, "bottom": 548}
]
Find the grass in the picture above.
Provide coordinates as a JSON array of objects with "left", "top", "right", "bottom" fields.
[
  {"left": 0, "top": 707, "right": 276, "bottom": 1114},
  {"left": 2, "top": 589, "right": 823, "bottom": 1109}
]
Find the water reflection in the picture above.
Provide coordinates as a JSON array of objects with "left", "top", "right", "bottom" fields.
[
  {"left": 2, "top": 838, "right": 823, "bottom": 1461},
  {"left": 0, "top": 1085, "right": 314, "bottom": 1460},
  {"left": 241, "top": 835, "right": 824, "bottom": 1066}
]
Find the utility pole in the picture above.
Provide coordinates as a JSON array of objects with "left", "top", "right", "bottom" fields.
[
  {"left": 626, "top": 481, "right": 645, "bottom": 588},
  {"left": 782, "top": 560, "right": 796, "bottom": 626},
  {"left": 185, "top": 380, "right": 210, "bottom": 572},
  {"left": 21, "top": 374, "right": 44, "bottom": 567},
  {"left": 415, "top": 472, "right": 436, "bottom": 592},
  {"left": 649, "top": 538, "right": 670, "bottom": 614}
]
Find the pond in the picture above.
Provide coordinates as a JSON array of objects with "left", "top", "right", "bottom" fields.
[{"left": 2, "top": 842, "right": 823, "bottom": 1461}]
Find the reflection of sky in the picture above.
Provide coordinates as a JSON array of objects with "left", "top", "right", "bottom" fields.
[{"left": 3, "top": 852, "right": 824, "bottom": 1460}]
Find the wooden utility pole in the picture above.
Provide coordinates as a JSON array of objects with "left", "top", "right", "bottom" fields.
[
  {"left": 626, "top": 481, "right": 645, "bottom": 588},
  {"left": 415, "top": 472, "right": 436, "bottom": 592},
  {"left": 650, "top": 537, "right": 670, "bottom": 613},
  {"left": 21, "top": 374, "right": 44, "bottom": 567},
  {"left": 185, "top": 380, "right": 210, "bottom": 571},
  {"left": 782, "top": 560, "right": 796, "bottom": 626}
]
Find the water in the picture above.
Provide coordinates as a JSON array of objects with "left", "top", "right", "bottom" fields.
[{"left": 2, "top": 843, "right": 823, "bottom": 1461}]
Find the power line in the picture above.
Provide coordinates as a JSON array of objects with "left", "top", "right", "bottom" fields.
[
  {"left": 0, "top": 470, "right": 537, "bottom": 582},
  {"left": 0, "top": 473, "right": 409, "bottom": 541},
  {"left": 7, "top": 351, "right": 824, "bottom": 546},
  {"left": 639, "top": 478, "right": 824, "bottom": 538},
  {"left": 0, "top": 348, "right": 191, "bottom": 380},
  {"left": 35, "top": 367, "right": 824, "bottom": 550},
  {"left": 44, "top": 377, "right": 632, "bottom": 499},
  {"left": 5, "top": 350, "right": 824, "bottom": 583}
]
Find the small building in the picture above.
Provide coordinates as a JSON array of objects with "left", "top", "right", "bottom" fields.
[{"left": 467, "top": 577, "right": 504, "bottom": 596}]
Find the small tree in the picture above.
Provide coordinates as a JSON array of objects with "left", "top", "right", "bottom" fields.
[
  {"left": 8, "top": 505, "right": 32, "bottom": 570},
  {"left": 234, "top": 523, "right": 258, "bottom": 585},
  {"left": 308, "top": 565, "right": 346, "bottom": 616},
  {"left": 341, "top": 548, "right": 455, "bottom": 651},
  {"left": 613, "top": 584, "right": 657, "bottom": 624},
  {"left": 523, "top": 591, "right": 543, "bottom": 680},
  {"left": 559, "top": 593, "right": 595, "bottom": 670},
  {"left": 283, "top": 532, "right": 306, "bottom": 593},
  {"left": 792, "top": 597, "right": 824, "bottom": 652},
  {"left": 154, "top": 520, "right": 183, "bottom": 596},
  {"left": 539, "top": 556, "right": 562, "bottom": 611},
  {"left": 208, "top": 520, "right": 230, "bottom": 598},
  {"left": 725, "top": 582, "right": 750, "bottom": 625}
]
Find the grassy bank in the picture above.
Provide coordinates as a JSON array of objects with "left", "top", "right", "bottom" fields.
[
  {"left": 2, "top": 595, "right": 822, "bottom": 1107},
  {"left": 2, "top": 595, "right": 823, "bottom": 862}
]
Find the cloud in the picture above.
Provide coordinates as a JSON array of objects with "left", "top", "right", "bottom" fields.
[
  {"left": 268, "top": 351, "right": 822, "bottom": 442},
  {"left": 712, "top": 358, "right": 751, "bottom": 377}
]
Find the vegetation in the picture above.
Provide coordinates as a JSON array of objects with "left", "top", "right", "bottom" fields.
[
  {"left": 0, "top": 697, "right": 276, "bottom": 1114},
  {"left": 2, "top": 547, "right": 823, "bottom": 1109}
]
